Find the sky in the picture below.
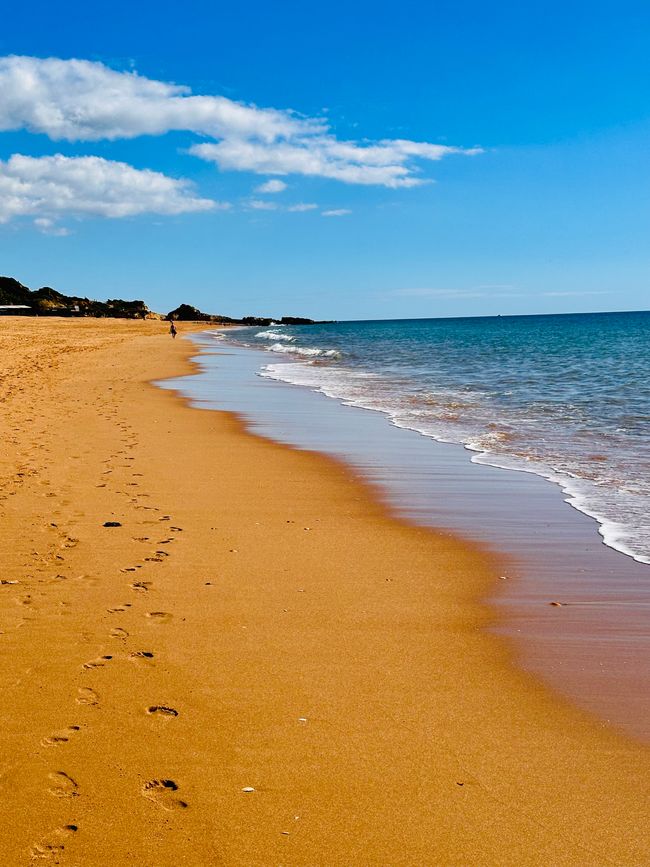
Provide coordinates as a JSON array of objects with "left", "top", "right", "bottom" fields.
[{"left": 1, "top": 0, "right": 649, "bottom": 320}]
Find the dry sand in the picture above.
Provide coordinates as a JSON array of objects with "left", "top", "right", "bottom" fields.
[{"left": 1, "top": 317, "right": 650, "bottom": 866}]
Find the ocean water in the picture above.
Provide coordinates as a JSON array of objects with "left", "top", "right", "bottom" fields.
[{"left": 226, "top": 312, "right": 650, "bottom": 564}]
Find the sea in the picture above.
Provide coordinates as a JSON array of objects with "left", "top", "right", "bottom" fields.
[
  {"left": 161, "top": 310, "right": 650, "bottom": 740},
  {"left": 231, "top": 311, "right": 650, "bottom": 565}
]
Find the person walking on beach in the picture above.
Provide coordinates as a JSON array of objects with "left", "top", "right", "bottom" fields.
[{"left": 170, "top": 321, "right": 177, "bottom": 339}]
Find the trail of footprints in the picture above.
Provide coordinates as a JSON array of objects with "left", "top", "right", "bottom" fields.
[
  {"left": 8, "top": 407, "right": 192, "bottom": 858},
  {"left": 33, "top": 509, "right": 187, "bottom": 859}
]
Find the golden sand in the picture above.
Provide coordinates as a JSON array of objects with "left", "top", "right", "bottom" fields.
[{"left": 1, "top": 317, "right": 649, "bottom": 865}]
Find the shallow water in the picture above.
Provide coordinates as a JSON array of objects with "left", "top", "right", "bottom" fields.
[
  {"left": 231, "top": 312, "right": 650, "bottom": 565},
  {"left": 160, "top": 333, "right": 650, "bottom": 743}
]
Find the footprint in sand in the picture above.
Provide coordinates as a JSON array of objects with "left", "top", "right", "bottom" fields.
[
  {"left": 130, "top": 581, "right": 151, "bottom": 593},
  {"left": 30, "top": 824, "right": 78, "bottom": 861},
  {"left": 107, "top": 606, "right": 126, "bottom": 613},
  {"left": 147, "top": 705, "right": 178, "bottom": 718},
  {"left": 110, "top": 627, "right": 129, "bottom": 640},
  {"left": 142, "top": 779, "right": 187, "bottom": 810},
  {"left": 129, "top": 651, "right": 154, "bottom": 663},
  {"left": 82, "top": 655, "right": 112, "bottom": 670},
  {"left": 146, "top": 611, "right": 172, "bottom": 623},
  {"left": 48, "top": 771, "right": 79, "bottom": 798},
  {"left": 76, "top": 687, "right": 99, "bottom": 707},
  {"left": 41, "top": 726, "right": 80, "bottom": 747}
]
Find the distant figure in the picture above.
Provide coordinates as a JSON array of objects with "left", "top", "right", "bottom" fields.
[{"left": 170, "top": 322, "right": 177, "bottom": 339}]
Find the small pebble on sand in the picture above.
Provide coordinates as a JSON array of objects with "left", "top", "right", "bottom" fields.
[{"left": 242, "top": 786, "right": 255, "bottom": 793}]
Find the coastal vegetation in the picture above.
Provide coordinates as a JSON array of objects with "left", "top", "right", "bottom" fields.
[{"left": 0, "top": 275, "right": 326, "bottom": 325}]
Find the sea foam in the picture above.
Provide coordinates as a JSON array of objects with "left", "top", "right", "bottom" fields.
[{"left": 224, "top": 312, "right": 650, "bottom": 565}]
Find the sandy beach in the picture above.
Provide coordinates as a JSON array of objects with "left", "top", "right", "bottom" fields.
[{"left": 2, "top": 317, "right": 650, "bottom": 866}]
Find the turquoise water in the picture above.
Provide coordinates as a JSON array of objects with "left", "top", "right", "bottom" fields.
[{"left": 228, "top": 311, "right": 650, "bottom": 564}]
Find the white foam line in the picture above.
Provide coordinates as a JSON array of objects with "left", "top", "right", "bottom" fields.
[{"left": 259, "top": 358, "right": 650, "bottom": 567}]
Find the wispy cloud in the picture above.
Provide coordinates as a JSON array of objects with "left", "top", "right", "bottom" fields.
[
  {"left": 255, "top": 178, "right": 287, "bottom": 193},
  {"left": 0, "top": 56, "right": 481, "bottom": 188},
  {"left": 393, "top": 287, "right": 497, "bottom": 299},
  {"left": 391, "top": 287, "right": 611, "bottom": 300},
  {"left": 246, "top": 200, "right": 320, "bottom": 214},
  {"left": 33, "top": 217, "right": 71, "bottom": 236},
  {"left": 191, "top": 139, "right": 476, "bottom": 188},
  {"left": 322, "top": 208, "right": 351, "bottom": 217},
  {"left": 0, "top": 153, "right": 219, "bottom": 227},
  {"left": 247, "top": 199, "right": 278, "bottom": 210},
  {"left": 541, "top": 290, "right": 609, "bottom": 298}
]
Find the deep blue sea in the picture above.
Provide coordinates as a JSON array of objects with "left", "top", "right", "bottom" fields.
[{"left": 226, "top": 311, "right": 650, "bottom": 564}]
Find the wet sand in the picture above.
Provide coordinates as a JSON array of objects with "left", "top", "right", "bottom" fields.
[
  {"left": 2, "top": 317, "right": 650, "bottom": 865},
  {"left": 175, "top": 338, "right": 650, "bottom": 743}
]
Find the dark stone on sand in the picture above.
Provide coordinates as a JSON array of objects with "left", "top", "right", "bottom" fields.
[{"left": 103, "top": 521, "right": 122, "bottom": 527}]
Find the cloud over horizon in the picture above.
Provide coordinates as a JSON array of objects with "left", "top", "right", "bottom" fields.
[
  {"left": 0, "top": 55, "right": 481, "bottom": 189},
  {"left": 0, "top": 153, "right": 218, "bottom": 226}
]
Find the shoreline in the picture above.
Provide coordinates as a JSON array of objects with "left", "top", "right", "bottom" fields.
[
  {"left": 240, "top": 315, "right": 650, "bottom": 569},
  {"left": 173, "top": 333, "right": 650, "bottom": 744},
  {"left": 2, "top": 317, "right": 650, "bottom": 864}
]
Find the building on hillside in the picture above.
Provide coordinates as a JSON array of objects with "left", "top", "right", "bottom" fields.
[{"left": 0, "top": 304, "right": 32, "bottom": 315}]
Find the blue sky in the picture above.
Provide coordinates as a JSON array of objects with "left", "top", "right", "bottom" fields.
[{"left": 1, "top": 0, "right": 649, "bottom": 319}]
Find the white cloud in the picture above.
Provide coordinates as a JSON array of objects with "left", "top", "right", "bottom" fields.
[
  {"left": 247, "top": 199, "right": 278, "bottom": 210},
  {"left": 0, "top": 55, "right": 316, "bottom": 142},
  {"left": 322, "top": 208, "right": 351, "bottom": 217},
  {"left": 33, "top": 217, "right": 70, "bottom": 236},
  {"left": 255, "top": 178, "right": 287, "bottom": 193},
  {"left": 190, "top": 139, "right": 455, "bottom": 188},
  {"left": 246, "top": 200, "right": 317, "bottom": 213},
  {"left": 0, "top": 153, "right": 219, "bottom": 225},
  {"left": 0, "top": 56, "right": 481, "bottom": 188}
]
